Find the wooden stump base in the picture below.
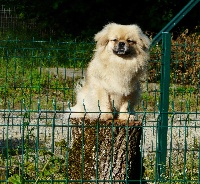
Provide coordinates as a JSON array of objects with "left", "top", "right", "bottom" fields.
[{"left": 68, "top": 118, "right": 145, "bottom": 184}]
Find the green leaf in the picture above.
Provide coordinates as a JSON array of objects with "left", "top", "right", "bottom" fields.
[{"left": 8, "top": 174, "right": 22, "bottom": 184}]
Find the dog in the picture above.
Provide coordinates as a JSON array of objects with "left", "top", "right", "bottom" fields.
[{"left": 65, "top": 23, "right": 150, "bottom": 121}]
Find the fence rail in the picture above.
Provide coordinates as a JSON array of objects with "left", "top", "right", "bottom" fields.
[{"left": 151, "top": 0, "right": 199, "bottom": 47}]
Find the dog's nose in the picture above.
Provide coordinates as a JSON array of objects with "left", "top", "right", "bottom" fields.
[{"left": 119, "top": 42, "right": 125, "bottom": 47}]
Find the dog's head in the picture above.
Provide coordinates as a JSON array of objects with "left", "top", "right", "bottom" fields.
[{"left": 94, "top": 23, "right": 150, "bottom": 57}]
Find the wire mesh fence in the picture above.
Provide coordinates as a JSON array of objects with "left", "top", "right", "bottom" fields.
[
  {"left": 0, "top": 5, "right": 17, "bottom": 32},
  {"left": 0, "top": 33, "right": 199, "bottom": 183},
  {"left": 0, "top": 5, "right": 37, "bottom": 34},
  {"left": 0, "top": 5, "right": 54, "bottom": 38}
]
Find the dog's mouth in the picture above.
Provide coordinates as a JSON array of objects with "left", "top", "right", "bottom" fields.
[
  {"left": 113, "top": 42, "right": 131, "bottom": 55},
  {"left": 113, "top": 49, "right": 130, "bottom": 55}
]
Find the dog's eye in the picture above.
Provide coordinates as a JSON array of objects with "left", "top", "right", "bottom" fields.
[
  {"left": 111, "top": 39, "right": 117, "bottom": 42},
  {"left": 127, "top": 40, "right": 136, "bottom": 44}
]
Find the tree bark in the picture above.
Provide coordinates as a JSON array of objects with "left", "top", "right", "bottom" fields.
[{"left": 68, "top": 118, "right": 144, "bottom": 184}]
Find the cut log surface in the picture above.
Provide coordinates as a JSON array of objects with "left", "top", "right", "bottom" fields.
[{"left": 68, "top": 118, "right": 145, "bottom": 184}]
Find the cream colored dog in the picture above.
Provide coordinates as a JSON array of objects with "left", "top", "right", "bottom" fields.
[{"left": 65, "top": 23, "right": 150, "bottom": 121}]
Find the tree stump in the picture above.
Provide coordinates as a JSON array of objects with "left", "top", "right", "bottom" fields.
[{"left": 68, "top": 118, "right": 145, "bottom": 184}]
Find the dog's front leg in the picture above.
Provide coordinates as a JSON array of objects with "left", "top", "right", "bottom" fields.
[
  {"left": 118, "top": 101, "right": 135, "bottom": 121},
  {"left": 98, "top": 93, "right": 114, "bottom": 121}
]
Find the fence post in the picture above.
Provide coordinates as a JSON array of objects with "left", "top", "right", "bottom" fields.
[{"left": 157, "top": 32, "right": 171, "bottom": 181}]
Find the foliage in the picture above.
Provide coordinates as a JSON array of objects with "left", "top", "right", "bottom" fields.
[
  {"left": 1, "top": 0, "right": 199, "bottom": 38},
  {"left": 171, "top": 29, "right": 200, "bottom": 85},
  {"left": 8, "top": 174, "right": 22, "bottom": 184},
  {"left": 149, "top": 29, "right": 200, "bottom": 85}
]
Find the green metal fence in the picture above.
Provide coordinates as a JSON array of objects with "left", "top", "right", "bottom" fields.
[
  {"left": 0, "top": 1, "right": 200, "bottom": 183},
  {"left": 0, "top": 31, "right": 199, "bottom": 183}
]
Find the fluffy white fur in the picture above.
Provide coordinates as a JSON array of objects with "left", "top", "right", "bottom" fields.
[{"left": 65, "top": 23, "right": 150, "bottom": 121}]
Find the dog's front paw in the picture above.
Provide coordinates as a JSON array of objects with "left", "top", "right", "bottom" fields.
[
  {"left": 118, "top": 113, "right": 135, "bottom": 121},
  {"left": 99, "top": 113, "right": 113, "bottom": 121}
]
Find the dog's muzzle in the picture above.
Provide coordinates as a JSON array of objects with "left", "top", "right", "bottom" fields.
[{"left": 113, "top": 42, "right": 130, "bottom": 55}]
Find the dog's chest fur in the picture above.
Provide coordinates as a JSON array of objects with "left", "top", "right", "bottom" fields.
[{"left": 87, "top": 57, "right": 143, "bottom": 96}]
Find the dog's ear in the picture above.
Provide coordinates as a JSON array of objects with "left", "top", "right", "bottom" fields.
[
  {"left": 140, "top": 34, "right": 151, "bottom": 51},
  {"left": 94, "top": 23, "right": 114, "bottom": 48},
  {"left": 131, "top": 24, "right": 151, "bottom": 51},
  {"left": 94, "top": 28, "right": 108, "bottom": 48}
]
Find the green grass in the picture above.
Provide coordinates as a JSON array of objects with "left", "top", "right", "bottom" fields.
[
  {"left": 0, "top": 39, "right": 94, "bottom": 110},
  {"left": 0, "top": 66, "right": 76, "bottom": 110},
  {"left": 143, "top": 151, "right": 200, "bottom": 184}
]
